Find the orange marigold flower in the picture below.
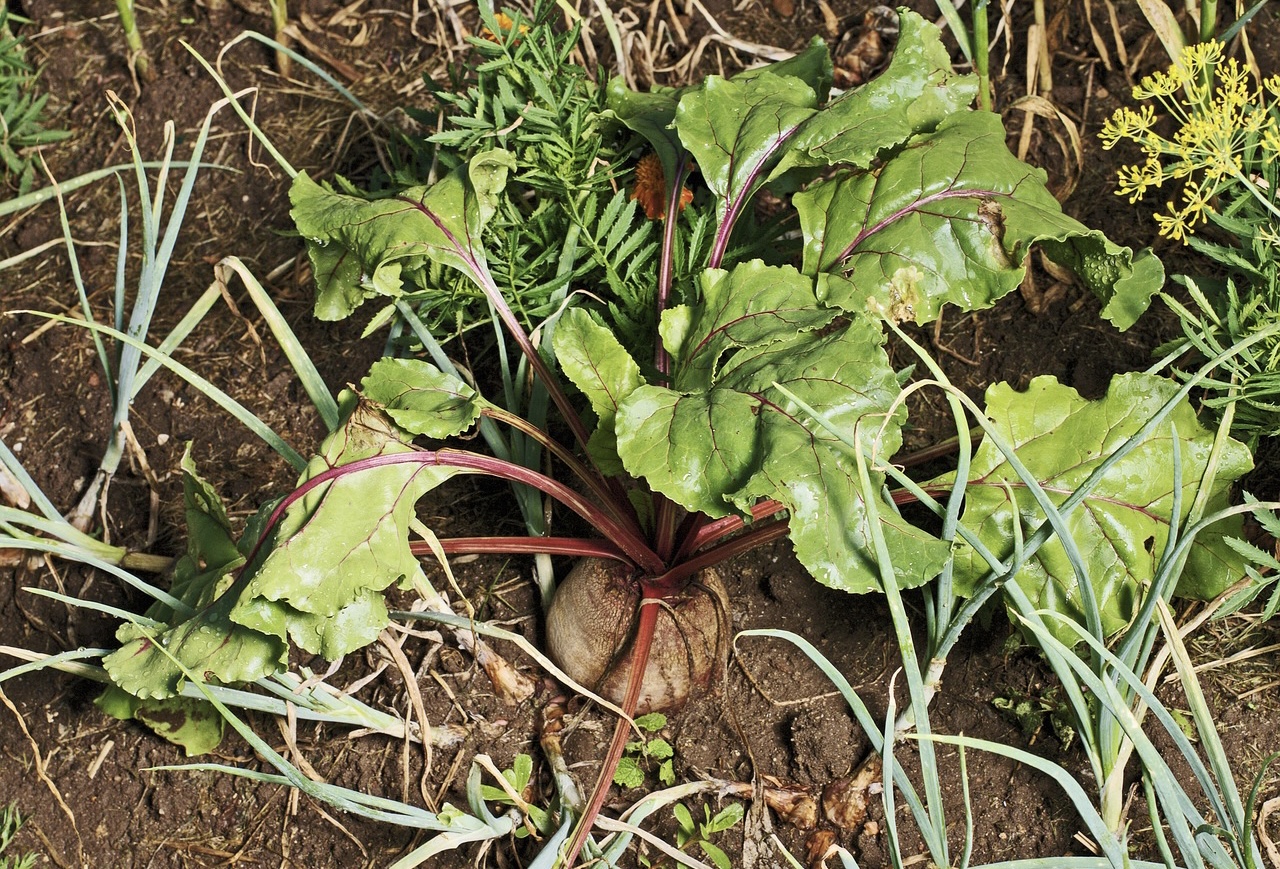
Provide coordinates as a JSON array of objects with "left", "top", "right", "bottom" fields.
[
  {"left": 631, "top": 152, "right": 693, "bottom": 220},
  {"left": 480, "top": 12, "right": 529, "bottom": 42}
]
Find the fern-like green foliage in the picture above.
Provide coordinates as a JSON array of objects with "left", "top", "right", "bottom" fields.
[
  {"left": 0, "top": 6, "right": 70, "bottom": 195},
  {"left": 0, "top": 802, "right": 36, "bottom": 869},
  {"left": 391, "top": 0, "right": 662, "bottom": 358}
]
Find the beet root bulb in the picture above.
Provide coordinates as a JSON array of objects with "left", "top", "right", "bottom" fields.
[{"left": 545, "top": 559, "right": 730, "bottom": 714}]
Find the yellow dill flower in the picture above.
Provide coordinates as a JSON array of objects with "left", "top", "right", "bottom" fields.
[
  {"left": 1100, "top": 105, "right": 1156, "bottom": 149},
  {"left": 1203, "top": 150, "right": 1241, "bottom": 181},
  {"left": 1219, "top": 58, "right": 1251, "bottom": 95},
  {"left": 1103, "top": 39, "right": 1280, "bottom": 245},
  {"left": 1262, "top": 123, "right": 1280, "bottom": 157},
  {"left": 1116, "top": 158, "right": 1165, "bottom": 202},
  {"left": 1152, "top": 180, "right": 1214, "bottom": 241},
  {"left": 1181, "top": 178, "right": 1213, "bottom": 218},
  {"left": 1154, "top": 206, "right": 1194, "bottom": 241},
  {"left": 1133, "top": 68, "right": 1183, "bottom": 100},
  {"left": 1242, "top": 106, "right": 1271, "bottom": 135},
  {"left": 1181, "top": 41, "right": 1224, "bottom": 76},
  {"left": 1174, "top": 115, "right": 1214, "bottom": 152}
]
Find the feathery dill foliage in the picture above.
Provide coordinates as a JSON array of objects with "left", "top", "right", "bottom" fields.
[
  {"left": 397, "top": 0, "right": 661, "bottom": 354},
  {"left": 1102, "top": 41, "right": 1280, "bottom": 439},
  {"left": 0, "top": 802, "right": 35, "bottom": 869},
  {"left": 0, "top": 6, "right": 70, "bottom": 195}
]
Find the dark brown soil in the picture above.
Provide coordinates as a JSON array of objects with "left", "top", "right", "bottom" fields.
[{"left": 2, "top": 1, "right": 1279, "bottom": 867}]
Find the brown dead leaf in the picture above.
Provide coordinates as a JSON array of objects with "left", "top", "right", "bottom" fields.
[
  {"left": 822, "top": 754, "right": 881, "bottom": 829},
  {"left": 833, "top": 6, "right": 897, "bottom": 88}
]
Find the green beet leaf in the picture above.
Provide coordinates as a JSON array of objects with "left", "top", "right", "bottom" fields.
[
  {"left": 675, "top": 70, "right": 819, "bottom": 225},
  {"left": 770, "top": 11, "right": 976, "bottom": 177},
  {"left": 1040, "top": 235, "right": 1165, "bottom": 330},
  {"left": 96, "top": 686, "right": 225, "bottom": 757},
  {"left": 941, "top": 373, "right": 1252, "bottom": 644},
  {"left": 102, "top": 448, "right": 288, "bottom": 700},
  {"left": 228, "top": 394, "right": 458, "bottom": 656},
  {"left": 801, "top": 111, "right": 1162, "bottom": 328},
  {"left": 605, "top": 81, "right": 687, "bottom": 205},
  {"left": 673, "top": 11, "right": 975, "bottom": 226},
  {"left": 289, "top": 149, "right": 516, "bottom": 320},
  {"left": 230, "top": 586, "right": 391, "bottom": 662},
  {"left": 604, "top": 36, "right": 832, "bottom": 196},
  {"left": 553, "top": 307, "right": 646, "bottom": 474},
  {"left": 361, "top": 357, "right": 486, "bottom": 438},
  {"left": 616, "top": 260, "right": 949, "bottom": 592}
]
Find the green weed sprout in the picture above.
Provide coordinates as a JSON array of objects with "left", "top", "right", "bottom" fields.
[
  {"left": 665, "top": 802, "right": 744, "bottom": 869},
  {"left": 1102, "top": 41, "right": 1280, "bottom": 439},
  {"left": 0, "top": 803, "right": 35, "bottom": 869},
  {"left": 614, "top": 713, "right": 675, "bottom": 789},
  {"left": 53, "top": 92, "right": 254, "bottom": 533},
  {"left": 0, "top": 6, "right": 70, "bottom": 194}
]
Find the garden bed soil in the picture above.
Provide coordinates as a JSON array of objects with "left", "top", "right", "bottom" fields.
[{"left": 1, "top": 0, "right": 1279, "bottom": 867}]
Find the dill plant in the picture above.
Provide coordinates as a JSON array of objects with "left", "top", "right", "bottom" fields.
[
  {"left": 0, "top": 5, "right": 70, "bottom": 195},
  {"left": 0, "top": 803, "right": 34, "bottom": 869},
  {"left": 1102, "top": 41, "right": 1280, "bottom": 438}
]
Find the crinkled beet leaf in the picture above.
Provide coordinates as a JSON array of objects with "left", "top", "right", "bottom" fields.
[
  {"left": 800, "top": 111, "right": 1162, "bottom": 329},
  {"left": 616, "top": 260, "right": 949, "bottom": 592},
  {"left": 937, "top": 373, "right": 1252, "bottom": 645},
  {"left": 102, "top": 448, "right": 287, "bottom": 701},
  {"left": 289, "top": 149, "right": 515, "bottom": 320},
  {"left": 228, "top": 395, "right": 457, "bottom": 656}
]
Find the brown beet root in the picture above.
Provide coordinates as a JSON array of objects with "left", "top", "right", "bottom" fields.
[{"left": 545, "top": 558, "right": 730, "bottom": 714}]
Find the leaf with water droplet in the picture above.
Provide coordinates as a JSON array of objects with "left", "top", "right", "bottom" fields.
[{"left": 931, "top": 373, "right": 1252, "bottom": 644}]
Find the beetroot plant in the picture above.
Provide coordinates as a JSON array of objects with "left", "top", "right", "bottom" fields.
[{"left": 68, "top": 3, "right": 1264, "bottom": 863}]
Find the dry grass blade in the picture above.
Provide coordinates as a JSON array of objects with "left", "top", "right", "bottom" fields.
[
  {"left": 687, "top": 0, "right": 792, "bottom": 62},
  {"left": 594, "top": 814, "right": 718, "bottom": 869},
  {"left": 0, "top": 687, "right": 84, "bottom": 865},
  {"left": 1082, "top": 0, "right": 1114, "bottom": 70},
  {"left": 379, "top": 628, "right": 437, "bottom": 809},
  {"left": 1260, "top": 796, "right": 1280, "bottom": 867},
  {"left": 1102, "top": 0, "right": 1129, "bottom": 68},
  {"left": 1161, "top": 640, "right": 1280, "bottom": 683},
  {"left": 1010, "top": 94, "right": 1082, "bottom": 199},
  {"left": 1131, "top": 0, "right": 1187, "bottom": 66}
]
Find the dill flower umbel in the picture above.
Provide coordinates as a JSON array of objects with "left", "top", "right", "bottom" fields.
[
  {"left": 1105, "top": 41, "right": 1280, "bottom": 438},
  {"left": 1100, "top": 40, "right": 1280, "bottom": 242}
]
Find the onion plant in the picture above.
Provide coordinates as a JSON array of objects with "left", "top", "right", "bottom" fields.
[
  {"left": 114, "top": 0, "right": 154, "bottom": 83},
  {"left": 56, "top": 92, "right": 243, "bottom": 533},
  {"left": 750, "top": 330, "right": 1280, "bottom": 868}
]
